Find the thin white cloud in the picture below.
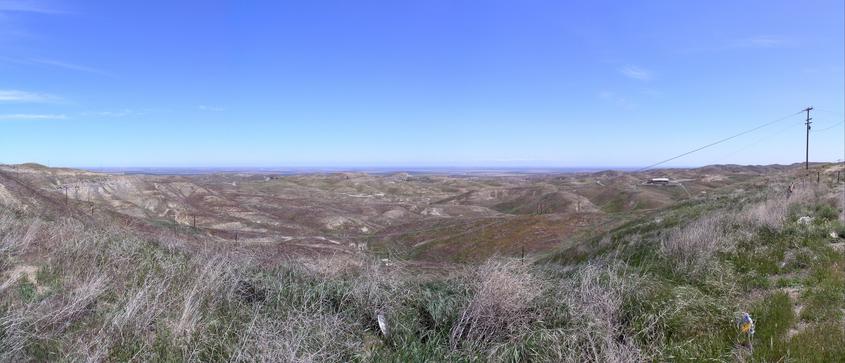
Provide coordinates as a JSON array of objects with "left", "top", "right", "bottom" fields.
[
  {"left": 0, "top": 113, "right": 66, "bottom": 120},
  {"left": 640, "top": 88, "right": 662, "bottom": 97},
  {"left": 83, "top": 109, "right": 134, "bottom": 117},
  {"left": 198, "top": 105, "right": 225, "bottom": 111},
  {"left": 0, "top": 0, "right": 65, "bottom": 14},
  {"left": 598, "top": 90, "right": 635, "bottom": 109},
  {"left": 618, "top": 65, "right": 652, "bottom": 81},
  {"left": 677, "top": 35, "right": 793, "bottom": 54},
  {"left": 0, "top": 1, "right": 68, "bottom": 43},
  {"left": 730, "top": 35, "right": 787, "bottom": 49},
  {"left": 0, "top": 89, "right": 59, "bottom": 102},
  {"left": 0, "top": 56, "right": 114, "bottom": 77},
  {"left": 29, "top": 58, "right": 113, "bottom": 77},
  {"left": 598, "top": 90, "right": 614, "bottom": 99}
]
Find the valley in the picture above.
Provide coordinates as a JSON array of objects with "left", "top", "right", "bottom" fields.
[{"left": 0, "top": 163, "right": 799, "bottom": 263}]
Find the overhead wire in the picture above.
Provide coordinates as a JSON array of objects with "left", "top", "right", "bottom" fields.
[
  {"left": 711, "top": 117, "right": 806, "bottom": 164},
  {"left": 815, "top": 108, "right": 845, "bottom": 116},
  {"left": 638, "top": 110, "right": 805, "bottom": 171},
  {"left": 812, "top": 107, "right": 845, "bottom": 132},
  {"left": 814, "top": 120, "right": 844, "bottom": 132}
]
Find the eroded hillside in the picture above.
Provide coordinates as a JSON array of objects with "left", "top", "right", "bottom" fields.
[
  {"left": 0, "top": 163, "right": 843, "bottom": 361},
  {"left": 0, "top": 163, "right": 832, "bottom": 263}
]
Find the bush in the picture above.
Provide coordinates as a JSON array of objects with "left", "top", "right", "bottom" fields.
[
  {"left": 661, "top": 214, "right": 730, "bottom": 279},
  {"left": 549, "top": 262, "right": 650, "bottom": 362},
  {"left": 449, "top": 259, "right": 541, "bottom": 352},
  {"left": 814, "top": 203, "right": 839, "bottom": 222}
]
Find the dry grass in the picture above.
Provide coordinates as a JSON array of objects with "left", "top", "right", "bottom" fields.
[
  {"left": 0, "top": 213, "right": 40, "bottom": 271},
  {"left": 232, "top": 311, "right": 360, "bottom": 363},
  {"left": 110, "top": 274, "right": 170, "bottom": 341},
  {"left": 449, "top": 258, "right": 542, "bottom": 351},
  {"left": 738, "top": 183, "right": 821, "bottom": 230},
  {"left": 0, "top": 273, "right": 109, "bottom": 361},
  {"left": 0, "top": 174, "right": 840, "bottom": 361},
  {"left": 0, "top": 206, "right": 264, "bottom": 361},
  {"left": 739, "top": 197, "right": 789, "bottom": 231},
  {"left": 661, "top": 214, "right": 730, "bottom": 279},
  {"left": 300, "top": 254, "right": 365, "bottom": 278},
  {"left": 349, "top": 259, "right": 405, "bottom": 313},
  {"left": 549, "top": 262, "right": 651, "bottom": 362},
  {"left": 174, "top": 255, "right": 236, "bottom": 339},
  {"left": 661, "top": 183, "right": 826, "bottom": 280}
]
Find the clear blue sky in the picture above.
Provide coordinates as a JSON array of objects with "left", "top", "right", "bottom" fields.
[{"left": 0, "top": 0, "right": 842, "bottom": 168}]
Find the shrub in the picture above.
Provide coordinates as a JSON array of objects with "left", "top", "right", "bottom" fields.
[
  {"left": 449, "top": 259, "right": 541, "bottom": 352},
  {"left": 814, "top": 203, "right": 838, "bottom": 222},
  {"left": 550, "top": 262, "right": 650, "bottom": 362},
  {"left": 661, "top": 214, "right": 730, "bottom": 279},
  {"left": 739, "top": 197, "right": 789, "bottom": 231}
]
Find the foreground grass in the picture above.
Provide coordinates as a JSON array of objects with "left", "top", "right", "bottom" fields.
[{"left": 0, "top": 180, "right": 844, "bottom": 361}]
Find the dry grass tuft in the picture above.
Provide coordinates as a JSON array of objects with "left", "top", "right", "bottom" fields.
[
  {"left": 232, "top": 311, "right": 360, "bottom": 363},
  {"left": 174, "top": 254, "right": 237, "bottom": 339},
  {"left": 739, "top": 197, "right": 789, "bottom": 231},
  {"left": 110, "top": 274, "right": 171, "bottom": 338},
  {"left": 553, "top": 262, "right": 650, "bottom": 362},
  {"left": 450, "top": 258, "right": 542, "bottom": 351},
  {"left": 47, "top": 274, "right": 109, "bottom": 329},
  {"left": 349, "top": 259, "right": 404, "bottom": 311},
  {"left": 300, "top": 254, "right": 365, "bottom": 278},
  {"left": 661, "top": 214, "right": 729, "bottom": 278},
  {"left": 0, "top": 273, "right": 109, "bottom": 361},
  {"left": 735, "top": 183, "right": 821, "bottom": 232}
]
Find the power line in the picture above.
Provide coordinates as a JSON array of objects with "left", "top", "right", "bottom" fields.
[
  {"left": 814, "top": 120, "right": 844, "bottom": 132},
  {"left": 711, "top": 117, "right": 804, "bottom": 163},
  {"left": 813, "top": 108, "right": 845, "bottom": 132},
  {"left": 815, "top": 108, "right": 845, "bottom": 115},
  {"left": 638, "top": 110, "right": 804, "bottom": 171}
]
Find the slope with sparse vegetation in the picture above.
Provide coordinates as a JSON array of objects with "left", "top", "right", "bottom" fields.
[{"left": 0, "top": 165, "right": 843, "bottom": 361}]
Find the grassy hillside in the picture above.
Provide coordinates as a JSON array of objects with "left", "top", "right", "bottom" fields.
[{"left": 0, "top": 171, "right": 843, "bottom": 361}]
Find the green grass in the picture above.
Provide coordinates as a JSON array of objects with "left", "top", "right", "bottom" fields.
[
  {"left": 801, "top": 264, "right": 845, "bottom": 323},
  {"left": 657, "top": 285, "right": 737, "bottom": 361},
  {"left": 750, "top": 291, "right": 794, "bottom": 361},
  {"left": 729, "top": 228, "right": 788, "bottom": 277},
  {"left": 16, "top": 279, "right": 37, "bottom": 303},
  {"left": 787, "top": 323, "right": 845, "bottom": 362}
]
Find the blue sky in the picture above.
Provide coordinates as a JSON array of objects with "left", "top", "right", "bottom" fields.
[{"left": 0, "top": 0, "right": 842, "bottom": 168}]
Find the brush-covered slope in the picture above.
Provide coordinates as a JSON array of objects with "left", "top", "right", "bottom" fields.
[{"left": 0, "top": 163, "right": 843, "bottom": 361}]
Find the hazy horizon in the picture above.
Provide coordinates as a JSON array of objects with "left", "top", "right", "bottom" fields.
[{"left": 9, "top": 160, "right": 838, "bottom": 176}]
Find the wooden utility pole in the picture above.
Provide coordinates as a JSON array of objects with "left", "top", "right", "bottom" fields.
[{"left": 804, "top": 106, "right": 813, "bottom": 170}]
